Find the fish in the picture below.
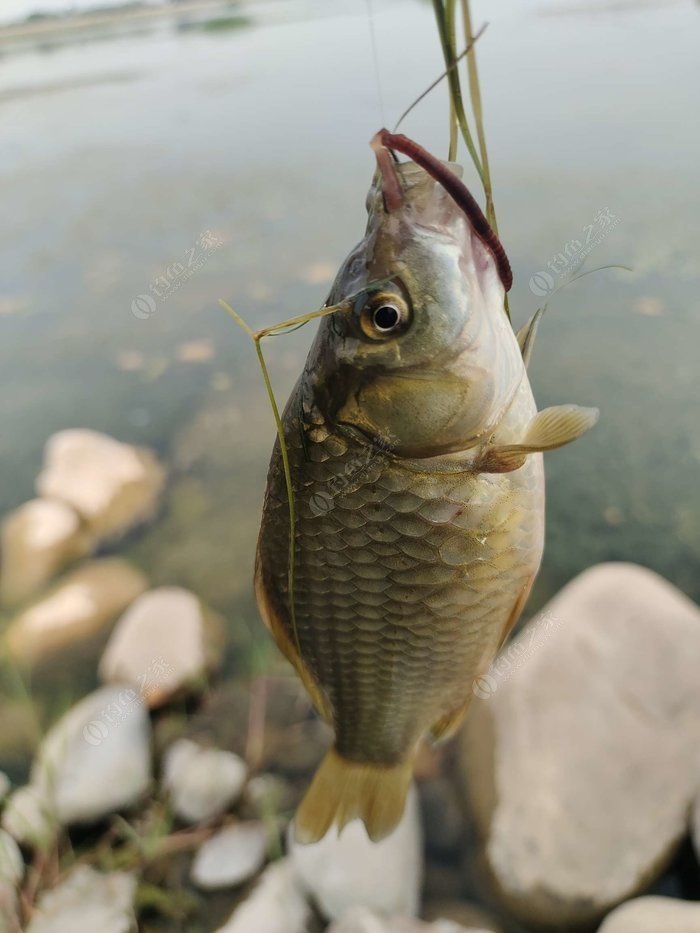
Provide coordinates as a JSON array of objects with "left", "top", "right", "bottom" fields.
[{"left": 255, "top": 128, "right": 598, "bottom": 844}]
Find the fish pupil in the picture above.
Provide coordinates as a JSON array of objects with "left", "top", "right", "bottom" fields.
[{"left": 373, "top": 304, "right": 400, "bottom": 331}]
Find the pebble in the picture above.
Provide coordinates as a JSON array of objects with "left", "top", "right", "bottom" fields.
[
  {"left": 289, "top": 783, "right": 422, "bottom": 920},
  {"left": 327, "top": 907, "right": 489, "bottom": 932},
  {"left": 191, "top": 821, "right": 267, "bottom": 890},
  {"left": 26, "top": 866, "right": 136, "bottom": 933},
  {"left": 3, "top": 559, "right": 148, "bottom": 667},
  {"left": 162, "top": 739, "right": 247, "bottom": 824},
  {"left": 213, "top": 858, "right": 310, "bottom": 933},
  {"left": 99, "top": 587, "right": 222, "bottom": 707},
  {"left": 1, "top": 786, "right": 55, "bottom": 850},
  {"left": 0, "top": 499, "right": 92, "bottom": 607},
  {"left": 36, "top": 429, "right": 165, "bottom": 540},
  {"left": 461, "top": 563, "right": 700, "bottom": 928},
  {"left": 598, "top": 895, "right": 700, "bottom": 932},
  {"left": 0, "top": 831, "right": 23, "bottom": 887},
  {"left": 31, "top": 685, "right": 152, "bottom": 826}
]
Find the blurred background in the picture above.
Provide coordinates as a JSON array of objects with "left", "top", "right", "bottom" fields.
[{"left": 1, "top": 0, "right": 699, "bottom": 929}]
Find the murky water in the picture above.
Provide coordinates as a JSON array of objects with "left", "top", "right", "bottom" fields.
[{"left": 1, "top": 0, "right": 699, "bottom": 684}]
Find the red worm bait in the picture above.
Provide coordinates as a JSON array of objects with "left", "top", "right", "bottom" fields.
[{"left": 371, "top": 128, "right": 513, "bottom": 292}]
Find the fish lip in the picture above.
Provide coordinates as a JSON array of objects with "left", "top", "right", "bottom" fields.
[{"left": 370, "top": 130, "right": 404, "bottom": 212}]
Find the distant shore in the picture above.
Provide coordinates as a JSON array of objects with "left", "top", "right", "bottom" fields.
[{"left": 0, "top": 0, "right": 241, "bottom": 45}]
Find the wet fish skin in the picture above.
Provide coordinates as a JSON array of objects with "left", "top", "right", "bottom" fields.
[{"left": 255, "top": 154, "right": 590, "bottom": 843}]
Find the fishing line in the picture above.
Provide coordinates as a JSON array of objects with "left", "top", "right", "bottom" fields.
[{"left": 365, "top": 0, "right": 386, "bottom": 127}]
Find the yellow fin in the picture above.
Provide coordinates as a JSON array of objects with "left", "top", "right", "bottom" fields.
[
  {"left": 254, "top": 554, "right": 332, "bottom": 724},
  {"left": 294, "top": 748, "right": 414, "bottom": 844},
  {"left": 430, "top": 701, "right": 470, "bottom": 742},
  {"left": 476, "top": 404, "right": 599, "bottom": 472}
]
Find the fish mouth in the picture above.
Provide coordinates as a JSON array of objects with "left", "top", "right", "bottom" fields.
[
  {"left": 369, "top": 128, "right": 513, "bottom": 292},
  {"left": 370, "top": 130, "right": 404, "bottom": 212}
]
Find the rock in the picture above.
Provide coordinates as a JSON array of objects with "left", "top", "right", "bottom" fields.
[
  {"left": 214, "top": 858, "right": 310, "bottom": 933},
  {"left": 461, "top": 563, "right": 700, "bottom": 928},
  {"left": 26, "top": 865, "right": 136, "bottom": 933},
  {"left": 422, "top": 902, "right": 501, "bottom": 933},
  {"left": 191, "top": 821, "right": 267, "bottom": 890},
  {"left": 0, "top": 499, "right": 92, "bottom": 607},
  {"left": 31, "top": 685, "right": 151, "bottom": 825},
  {"left": 327, "top": 908, "right": 488, "bottom": 932},
  {"left": 289, "top": 784, "right": 422, "bottom": 920},
  {"left": 36, "top": 429, "right": 166, "bottom": 540},
  {"left": 3, "top": 559, "right": 148, "bottom": 667},
  {"left": 162, "top": 739, "right": 247, "bottom": 824},
  {"left": 1, "top": 786, "right": 56, "bottom": 850},
  {"left": 0, "top": 831, "right": 23, "bottom": 887},
  {"left": 240, "top": 773, "right": 298, "bottom": 822},
  {"left": 0, "top": 774, "right": 9, "bottom": 805},
  {"left": 99, "top": 587, "right": 223, "bottom": 707},
  {"left": 598, "top": 895, "right": 700, "bottom": 932},
  {"left": 0, "top": 880, "right": 21, "bottom": 933}
]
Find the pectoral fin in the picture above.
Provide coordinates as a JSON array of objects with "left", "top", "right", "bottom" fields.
[
  {"left": 515, "top": 307, "right": 544, "bottom": 369},
  {"left": 476, "top": 404, "right": 599, "bottom": 473}
]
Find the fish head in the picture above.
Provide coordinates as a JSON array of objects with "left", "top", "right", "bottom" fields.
[{"left": 305, "top": 148, "right": 525, "bottom": 459}]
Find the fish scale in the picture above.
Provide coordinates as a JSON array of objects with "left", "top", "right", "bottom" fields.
[{"left": 258, "top": 382, "right": 544, "bottom": 764}]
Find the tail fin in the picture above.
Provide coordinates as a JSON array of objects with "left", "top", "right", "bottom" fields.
[{"left": 294, "top": 748, "right": 413, "bottom": 844}]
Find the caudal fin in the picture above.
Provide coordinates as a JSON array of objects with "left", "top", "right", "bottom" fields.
[{"left": 294, "top": 748, "right": 413, "bottom": 844}]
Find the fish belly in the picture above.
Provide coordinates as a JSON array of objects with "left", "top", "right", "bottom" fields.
[{"left": 257, "top": 410, "right": 544, "bottom": 765}]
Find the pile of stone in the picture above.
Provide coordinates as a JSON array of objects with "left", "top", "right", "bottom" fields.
[{"left": 3, "top": 430, "right": 700, "bottom": 931}]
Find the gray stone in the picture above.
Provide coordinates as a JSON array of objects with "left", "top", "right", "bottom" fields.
[
  {"left": 213, "top": 859, "right": 310, "bottom": 933},
  {"left": 289, "top": 784, "right": 422, "bottom": 920},
  {"left": 1, "top": 786, "right": 56, "bottom": 850},
  {"left": 0, "top": 880, "right": 21, "bottom": 933},
  {"left": 3, "top": 559, "right": 148, "bottom": 667},
  {"left": 0, "top": 832, "right": 23, "bottom": 887},
  {"left": 598, "top": 895, "right": 700, "bottom": 932},
  {"left": 162, "top": 739, "right": 247, "bottom": 825},
  {"left": 0, "top": 499, "right": 92, "bottom": 607},
  {"left": 461, "top": 563, "right": 700, "bottom": 928},
  {"left": 99, "top": 587, "right": 223, "bottom": 707},
  {"left": 26, "top": 866, "right": 136, "bottom": 933},
  {"left": 36, "top": 429, "right": 165, "bottom": 541},
  {"left": 32, "top": 686, "right": 152, "bottom": 825},
  {"left": 191, "top": 821, "right": 267, "bottom": 890}
]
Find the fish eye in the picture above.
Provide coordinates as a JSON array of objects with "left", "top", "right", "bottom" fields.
[{"left": 360, "top": 292, "right": 411, "bottom": 340}]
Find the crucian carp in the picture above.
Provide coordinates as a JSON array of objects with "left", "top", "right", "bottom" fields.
[{"left": 254, "top": 128, "right": 598, "bottom": 843}]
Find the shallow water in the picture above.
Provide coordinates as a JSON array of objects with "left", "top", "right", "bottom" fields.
[{"left": 1, "top": 0, "right": 699, "bottom": 682}]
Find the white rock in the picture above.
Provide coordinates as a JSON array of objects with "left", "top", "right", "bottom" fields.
[
  {"left": 3, "top": 559, "right": 148, "bottom": 667},
  {"left": 328, "top": 908, "right": 484, "bottom": 932},
  {"left": 0, "top": 880, "right": 21, "bottom": 933},
  {"left": 191, "top": 821, "right": 267, "bottom": 890},
  {"left": 461, "top": 563, "right": 700, "bottom": 928},
  {"left": 99, "top": 588, "right": 220, "bottom": 707},
  {"left": 0, "top": 831, "right": 23, "bottom": 887},
  {"left": 26, "top": 866, "right": 136, "bottom": 933},
  {"left": 289, "top": 784, "right": 422, "bottom": 920},
  {"left": 0, "top": 774, "right": 9, "bottom": 805},
  {"left": 0, "top": 499, "right": 93, "bottom": 606},
  {"left": 32, "top": 685, "right": 151, "bottom": 825},
  {"left": 162, "top": 739, "right": 247, "bottom": 824},
  {"left": 2, "top": 786, "right": 55, "bottom": 850},
  {"left": 214, "top": 859, "right": 310, "bottom": 933},
  {"left": 598, "top": 895, "right": 700, "bottom": 932},
  {"left": 36, "top": 429, "right": 165, "bottom": 540}
]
